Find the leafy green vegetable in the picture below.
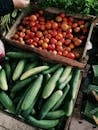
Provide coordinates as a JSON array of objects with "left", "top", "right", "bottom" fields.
[{"left": 39, "top": 0, "right": 98, "bottom": 16}]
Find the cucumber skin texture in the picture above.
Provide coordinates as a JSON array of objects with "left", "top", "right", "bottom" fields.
[
  {"left": 42, "top": 67, "right": 63, "bottom": 99},
  {"left": 6, "top": 51, "right": 35, "bottom": 59},
  {"left": 64, "top": 99, "right": 74, "bottom": 117},
  {"left": 58, "top": 73, "right": 72, "bottom": 90},
  {"left": 26, "top": 116, "right": 59, "bottom": 129},
  {"left": 70, "top": 69, "right": 81, "bottom": 99},
  {"left": 0, "top": 91, "right": 15, "bottom": 113},
  {"left": 52, "top": 84, "right": 70, "bottom": 111},
  {"left": 0, "top": 69, "right": 8, "bottom": 91},
  {"left": 45, "top": 109, "right": 66, "bottom": 119},
  {"left": 43, "top": 64, "right": 61, "bottom": 74},
  {"left": 21, "top": 75, "right": 43, "bottom": 110},
  {"left": 58, "top": 66, "right": 72, "bottom": 84},
  {"left": 40, "top": 90, "right": 63, "bottom": 119},
  {"left": 11, "top": 76, "right": 36, "bottom": 93},
  {"left": 20, "top": 66, "right": 49, "bottom": 80},
  {"left": 4, "top": 63, "right": 11, "bottom": 81},
  {"left": 12, "top": 59, "right": 26, "bottom": 81}
]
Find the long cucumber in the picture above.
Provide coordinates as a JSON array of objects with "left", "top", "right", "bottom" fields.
[
  {"left": 58, "top": 66, "right": 72, "bottom": 84},
  {"left": 4, "top": 63, "right": 11, "bottom": 81},
  {"left": 0, "top": 69, "right": 8, "bottom": 91},
  {"left": 70, "top": 69, "right": 81, "bottom": 99},
  {"left": 63, "top": 99, "right": 74, "bottom": 117},
  {"left": 11, "top": 76, "right": 37, "bottom": 93},
  {"left": 40, "top": 90, "right": 63, "bottom": 119},
  {"left": 26, "top": 116, "right": 59, "bottom": 129},
  {"left": 58, "top": 73, "right": 72, "bottom": 90},
  {"left": 43, "top": 64, "right": 62, "bottom": 74},
  {"left": 42, "top": 67, "right": 63, "bottom": 99},
  {"left": 0, "top": 91, "right": 15, "bottom": 113},
  {"left": 20, "top": 66, "right": 49, "bottom": 80},
  {"left": 45, "top": 109, "right": 66, "bottom": 119},
  {"left": 21, "top": 75, "right": 43, "bottom": 110},
  {"left": 12, "top": 59, "right": 26, "bottom": 81},
  {"left": 6, "top": 51, "right": 37, "bottom": 59},
  {"left": 52, "top": 84, "right": 70, "bottom": 111}
]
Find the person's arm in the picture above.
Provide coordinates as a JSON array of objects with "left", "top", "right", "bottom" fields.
[
  {"left": 0, "top": 0, "right": 14, "bottom": 16},
  {"left": 0, "top": 0, "right": 30, "bottom": 16}
]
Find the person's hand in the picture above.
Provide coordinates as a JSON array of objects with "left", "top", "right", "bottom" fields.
[{"left": 13, "top": 0, "right": 30, "bottom": 8}]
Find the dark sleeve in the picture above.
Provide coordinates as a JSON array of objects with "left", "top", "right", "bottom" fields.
[{"left": 0, "top": 0, "right": 14, "bottom": 16}]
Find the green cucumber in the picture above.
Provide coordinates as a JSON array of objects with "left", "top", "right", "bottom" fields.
[
  {"left": 43, "top": 64, "right": 62, "bottom": 74},
  {"left": 63, "top": 99, "right": 74, "bottom": 117},
  {"left": 40, "top": 90, "right": 63, "bottom": 119},
  {"left": 58, "top": 66, "right": 72, "bottom": 84},
  {"left": 20, "top": 66, "right": 49, "bottom": 80},
  {"left": 70, "top": 69, "right": 81, "bottom": 99},
  {"left": 0, "top": 91, "right": 15, "bottom": 113},
  {"left": 4, "top": 63, "right": 11, "bottom": 81},
  {"left": 11, "top": 76, "right": 36, "bottom": 93},
  {"left": 45, "top": 109, "right": 66, "bottom": 119},
  {"left": 42, "top": 67, "right": 63, "bottom": 99},
  {"left": 12, "top": 59, "right": 26, "bottom": 81},
  {"left": 26, "top": 116, "right": 59, "bottom": 129},
  {"left": 52, "top": 84, "right": 70, "bottom": 111},
  {"left": 6, "top": 51, "right": 36, "bottom": 59},
  {"left": 58, "top": 73, "right": 72, "bottom": 90},
  {"left": 21, "top": 75, "right": 43, "bottom": 110},
  {"left": 0, "top": 69, "right": 8, "bottom": 91},
  {"left": 25, "top": 61, "right": 38, "bottom": 71}
]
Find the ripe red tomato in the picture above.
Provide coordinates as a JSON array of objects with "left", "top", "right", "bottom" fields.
[
  {"left": 52, "top": 22, "right": 58, "bottom": 29},
  {"left": 26, "top": 39, "right": 33, "bottom": 45},
  {"left": 64, "top": 39, "right": 71, "bottom": 45},
  {"left": 31, "top": 27, "right": 38, "bottom": 32},
  {"left": 62, "top": 50, "right": 68, "bottom": 57},
  {"left": 60, "top": 12, "right": 65, "bottom": 18},
  {"left": 45, "top": 22, "right": 52, "bottom": 29},
  {"left": 66, "top": 52, "right": 75, "bottom": 59},
  {"left": 55, "top": 16, "right": 62, "bottom": 22},
  {"left": 29, "top": 21, "right": 36, "bottom": 27},
  {"left": 50, "top": 38, "right": 57, "bottom": 44},
  {"left": 29, "top": 15, "right": 37, "bottom": 21},
  {"left": 36, "top": 31, "right": 43, "bottom": 38}
]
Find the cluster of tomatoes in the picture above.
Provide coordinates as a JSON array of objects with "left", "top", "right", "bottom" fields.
[{"left": 11, "top": 10, "right": 89, "bottom": 59}]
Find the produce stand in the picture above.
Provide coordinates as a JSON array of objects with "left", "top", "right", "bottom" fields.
[{"left": 0, "top": 3, "right": 98, "bottom": 130}]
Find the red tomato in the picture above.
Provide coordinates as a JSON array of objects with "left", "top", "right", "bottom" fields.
[
  {"left": 62, "top": 50, "right": 68, "bottom": 57},
  {"left": 55, "top": 33, "right": 63, "bottom": 40},
  {"left": 56, "top": 45, "right": 63, "bottom": 52},
  {"left": 31, "top": 27, "right": 38, "bottom": 32},
  {"left": 29, "top": 21, "right": 36, "bottom": 27},
  {"left": 29, "top": 32, "right": 35, "bottom": 38},
  {"left": 38, "top": 17, "right": 45, "bottom": 22},
  {"left": 29, "top": 15, "right": 37, "bottom": 21},
  {"left": 66, "top": 52, "right": 75, "bottom": 59},
  {"left": 74, "top": 27, "right": 81, "bottom": 33},
  {"left": 61, "top": 22, "right": 69, "bottom": 31},
  {"left": 64, "top": 39, "right": 71, "bottom": 45},
  {"left": 42, "top": 42, "right": 48, "bottom": 49},
  {"left": 33, "top": 37, "right": 39, "bottom": 42},
  {"left": 66, "top": 33, "right": 73, "bottom": 40},
  {"left": 36, "top": 31, "right": 43, "bottom": 38},
  {"left": 50, "top": 38, "right": 57, "bottom": 44},
  {"left": 26, "top": 39, "right": 33, "bottom": 45},
  {"left": 60, "top": 12, "right": 65, "bottom": 18},
  {"left": 55, "top": 16, "right": 62, "bottom": 22},
  {"left": 45, "top": 22, "right": 52, "bottom": 29},
  {"left": 56, "top": 41, "right": 63, "bottom": 46},
  {"left": 40, "top": 24, "right": 45, "bottom": 31},
  {"left": 58, "top": 51, "right": 62, "bottom": 56},
  {"left": 52, "top": 22, "right": 58, "bottom": 29},
  {"left": 48, "top": 44, "right": 56, "bottom": 51}
]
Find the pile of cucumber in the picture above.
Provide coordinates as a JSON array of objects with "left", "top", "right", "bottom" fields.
[{"left": 0, "top": 50, "right": 81, "bottom": 130}]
